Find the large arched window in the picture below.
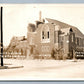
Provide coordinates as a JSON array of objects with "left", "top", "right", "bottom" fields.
[{"left": 41, "top": 25, "right": 50, "bottom": 43}]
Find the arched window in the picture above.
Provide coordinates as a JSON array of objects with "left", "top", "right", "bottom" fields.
[
  {"left": 70, "top": 28, "right": 73, "bottom": 32},
  {"left": 41, "top": 25, "right": 50, "bottom": 43},
  {"left": 42, "top": 31, "right": 44, "bottom": 39}
]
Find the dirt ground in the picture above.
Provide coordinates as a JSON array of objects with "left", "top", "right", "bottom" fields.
[{"left": 0, "top": 58, "right": 84, "bottom": 80}]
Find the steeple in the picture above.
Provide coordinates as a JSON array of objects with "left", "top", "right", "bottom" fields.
[{"left": 39, "top": 11, "right": 41, "bottom": 21}]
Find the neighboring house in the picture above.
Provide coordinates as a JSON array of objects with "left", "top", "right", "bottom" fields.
[
  {"left": 27, "top": 18, "right": 84, "bottom": 59},
  {"left": 5, "top": 36, "right": 28, "bottom": 58}
]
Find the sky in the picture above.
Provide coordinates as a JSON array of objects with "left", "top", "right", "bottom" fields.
[{"left": 0, "top": 4, "right": 84, "bottom": 46}]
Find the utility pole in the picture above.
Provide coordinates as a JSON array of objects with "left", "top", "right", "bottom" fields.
[{"left": 1, "top": 7, "right": 3, "bottom": 66}]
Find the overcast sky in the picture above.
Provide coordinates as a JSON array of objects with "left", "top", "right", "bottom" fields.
[{"left": 0, "top": 4, "right": 84, "bottom": 46}]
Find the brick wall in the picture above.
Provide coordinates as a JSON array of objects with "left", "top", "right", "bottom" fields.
[{"left": 35, "top": 23, "right": 55, "bottom": 56}]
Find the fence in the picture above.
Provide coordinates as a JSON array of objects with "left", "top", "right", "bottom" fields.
[{"left": 0, "top": 53, "right": 26, "bottom": 59}]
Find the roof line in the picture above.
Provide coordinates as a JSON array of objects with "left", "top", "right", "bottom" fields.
[{"left": 46, "top": 18, "right": 77, "bottom": 28}]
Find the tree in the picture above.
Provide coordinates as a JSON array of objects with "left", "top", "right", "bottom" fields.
[
  {"left": 51, "top": 47, "right": 63, "bottom": 60},
  {"left": 51, "top": 48, "right": 56, "bottom": 59}
]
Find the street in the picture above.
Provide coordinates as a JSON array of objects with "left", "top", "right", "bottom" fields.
[{"left": 0, "top": 58, "right": 84, "bottom": 80}]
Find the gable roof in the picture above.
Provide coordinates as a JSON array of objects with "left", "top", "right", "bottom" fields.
[
  {"left": 46, "top": 18, "right": 84, "bottom": 38},
  {"left": 46, "top": 18, "right": 76, "bottom": 28}
]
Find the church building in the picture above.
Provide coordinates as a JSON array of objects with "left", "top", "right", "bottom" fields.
[{"left": 27, "top": 12, "right": 84, "bottom": 59}]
